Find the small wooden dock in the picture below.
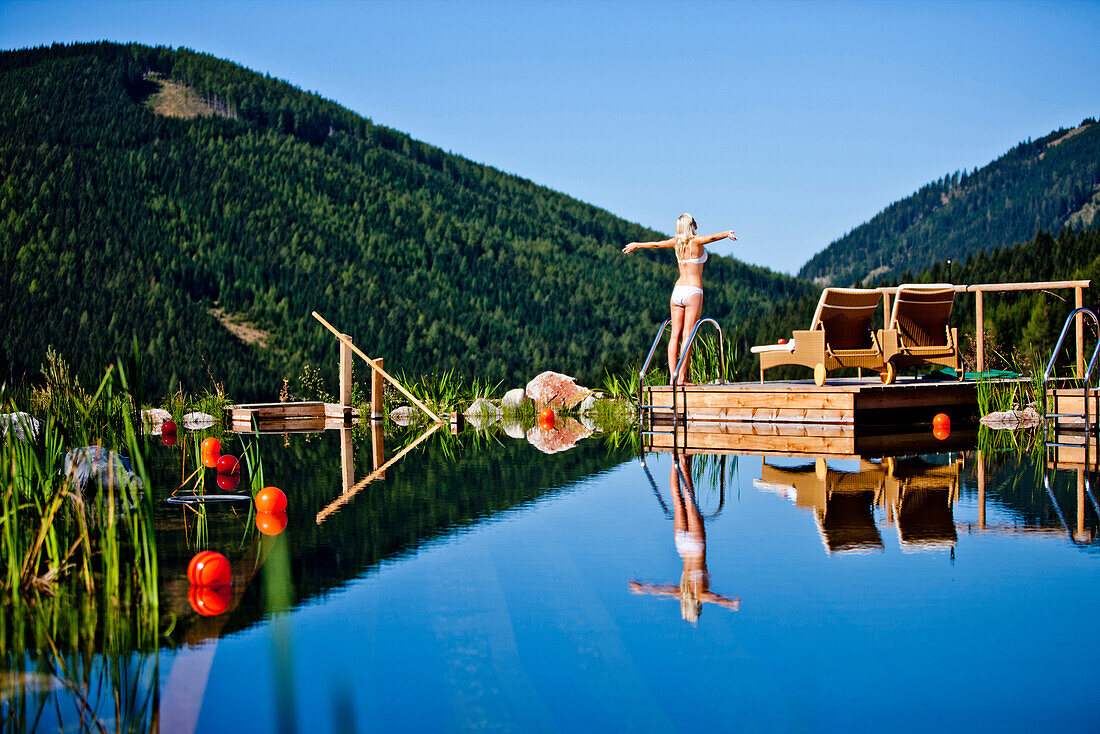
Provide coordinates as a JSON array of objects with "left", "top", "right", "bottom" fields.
[
  {"left": 643, "top": 376, "right": 981, "bottom": 427},
  {"left": 228, "top": 401, "right": 359, "bottom": 434}
]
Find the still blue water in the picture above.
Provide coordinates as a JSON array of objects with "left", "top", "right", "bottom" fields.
[{"left": 6, "top": 426, "right": 1100, "bottom": 732}]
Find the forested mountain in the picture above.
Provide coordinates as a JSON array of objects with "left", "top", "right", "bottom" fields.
[
  {"left": 908, "top": 227, "right": 1100, "bottom": 367},
  {"left": 800, "top": 120, "right": 1100, "bottom": 287},
  {"left": 0, "top": 42, "right": 813, "bottom": 400}
]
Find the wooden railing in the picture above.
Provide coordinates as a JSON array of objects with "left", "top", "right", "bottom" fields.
[{"left": 878, "top": 280, "right": 1091, "bottom": 377}]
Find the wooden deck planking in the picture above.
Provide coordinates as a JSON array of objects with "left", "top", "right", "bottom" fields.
[
  {"left": 229, "top": 401, "right": 359, "bottom": 429},
  {"left": 644, "top": 377, "right": 981, "bottom": 426}
]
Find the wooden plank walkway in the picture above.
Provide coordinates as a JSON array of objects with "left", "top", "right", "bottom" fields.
[
  {"left": 228, "top": 401, "right": 359, "bottom": 433},
  {"left": 644, "top": 376, "right": 982, "bottom": 426}
]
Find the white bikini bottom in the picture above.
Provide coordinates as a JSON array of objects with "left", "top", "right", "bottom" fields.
[{"left": 670, "top": 285, "right": 704, "bottom": 307}]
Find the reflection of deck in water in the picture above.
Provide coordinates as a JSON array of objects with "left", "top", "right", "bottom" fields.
[
  {"left": 644, "top": 376, "right": 981, "bottom": 426},
  {"left": 645, "top": 422, "right": 977, "bottom": 459}
]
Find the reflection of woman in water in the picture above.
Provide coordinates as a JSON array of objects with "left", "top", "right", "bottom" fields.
[
  {"left": 622, "top": 214, "right": 735, "bottom": 384},
  {"left": 630, "top": 453, "right": 740, "bottom": 623}
]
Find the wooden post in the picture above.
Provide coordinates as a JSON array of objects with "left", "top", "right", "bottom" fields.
[
  {"left": 339, "top": 334, "right": 353, "bottom": 421},
  {"left": 371, "top": 420, "right": 385, "bottom": 479},
  {"left": 882, "top": 291, "right": 892, "bottom": 325},
  {"left": 340, "top": 427, "right": 354, "bottom": 494},
  {"left": 1076, "top": 286, "right": 1085, "bottom": 379},
  {"left": 977, "top": 450, "right": 986, "bottom": 530},
  {"left": 371, "top": 357, "right": 384, "bottom": 421},
  {"left": 975, "top": 290, "right": 984, "bottom": 375}
]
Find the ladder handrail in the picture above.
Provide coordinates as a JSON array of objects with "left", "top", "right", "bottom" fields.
[
  {"left": 637, "top": 319, "right": 672, "bottom": 408},
  {"left": 1042, "top": 307, "right": 1100, "bottom": 428},
  {"left": 1043, "top": 307, "right": 1100, "bottom": 386},
  {"left": 672, "top": 318, "right": 726, "bottom": 388}
]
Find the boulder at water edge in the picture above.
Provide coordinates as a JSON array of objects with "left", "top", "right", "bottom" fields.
[
  {"left": 390, "top": 406, "right": 417, "bottom": 425},
  {"left": 464, "top": 398, "right": 501, "bottom": 418},
  {"left": 0, "top": 412, "right": 40, "bottom": 442},
  {"left": 501, "top": 388, "right": 531, "bottom": 410},
  {"left": 182, "top": 412, "right": 217, "bottom": 430},
  {"left": 980, "top": 407, "right": 1042, "bottom": 430},
  {"left": 524, "top": 372, "right": 593, "bottom": 410},
  {"left": 142, "top": 408, "right": 172, "bottom": 425},
  {"left": 63, "top": 446, "right": 143, "bottom": 491}
]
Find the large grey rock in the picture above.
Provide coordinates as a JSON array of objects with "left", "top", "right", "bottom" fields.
[
  {"left": 578, "top": 395, "right": 598, "bottom": 414},
  {"left": 0, "top": 412, "right": 40, "bottom": 442},
  {"left": 466, "top": 411, "right": 499, "bottom": 430},
  {"left": 63, "top": 446, "right": 142, "bottom": 491},
  {"left": 501, "top": 388, "right": 530, "bottom": 410}
]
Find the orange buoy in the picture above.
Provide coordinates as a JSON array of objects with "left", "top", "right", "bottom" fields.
[
  {"left": 255, "top": 511, "right": 288, "bottom": 536},
  {"left": 255, "top": 486, "right": 287, "bottom": 513}
]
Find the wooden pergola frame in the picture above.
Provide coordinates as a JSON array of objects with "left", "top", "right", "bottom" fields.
[{"left": 877, "top": 280, "right": 1091, "bottom": 377}]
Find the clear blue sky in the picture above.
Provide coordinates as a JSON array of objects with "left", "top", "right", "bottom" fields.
[{"left": 2, "top": 0, "right": 1098, "bottom": 274}]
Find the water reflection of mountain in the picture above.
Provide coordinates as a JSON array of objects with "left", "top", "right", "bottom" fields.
[{"left": 148, "top": 431, "right": 632, "bottom": 643}]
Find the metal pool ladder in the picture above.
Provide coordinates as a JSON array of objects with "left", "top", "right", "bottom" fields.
[
  {"left": 636, "top": 318, "right": 725, "bottom": 430},
  {"left": 1043, "top": 307, "right": 1100, "bottom": 465}
]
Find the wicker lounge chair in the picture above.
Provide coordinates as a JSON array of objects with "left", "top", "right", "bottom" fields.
[
  {"left": 879, "top": 284, "right": 961, "bottom": 382},
  {"left": 751, "top": 288, "right": 892, "bottom": 386}
]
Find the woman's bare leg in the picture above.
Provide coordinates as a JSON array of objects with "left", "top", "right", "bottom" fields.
[
  {"left": 677, "top": 294, "right": 704, "bottom": 384},
  {"left": 668, "top": 303, "right": 686, "bottom": 383}
]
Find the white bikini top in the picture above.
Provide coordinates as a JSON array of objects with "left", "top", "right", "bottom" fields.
[{"left": 678, "top": 250, "right": 708, "bottom": 265}]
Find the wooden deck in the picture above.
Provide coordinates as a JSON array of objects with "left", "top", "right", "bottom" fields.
[
  {"left": 643, "top": 376, "right": 982, "bottom": 426},
  {"left": 1046, "top": 386, "right": 1100, "bottom": 431},
  {"left": 644, "top": 422, "right": 977, "bottom": 459},
  {"left": 228, "top": 401, "right": 359, "bottom": 433}
]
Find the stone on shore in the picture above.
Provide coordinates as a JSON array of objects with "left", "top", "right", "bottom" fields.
[
  {"left": 464, "top": 398, "right": 500, "bottom": 418},
  {"left": 1, "top": 412, "right": 40, "bottom": 442},
  {"left": 501, "top": 388, "right": 531, "bottom": 410},
  {"left": 63, "top": 446, "right": 142, "bottom": 491},
  {"left": 390, "top": 406, "right": 418, "bottom": 425},
  {"left": 980, "top": 407, "right": 1041, "bottom": 430},
  {"left": 524, "top": 372, "right": 592, "bottom": 410},
  {"left": 142, "top": 408, "right": 172, "bottom": 425},
  {"left": 182, "top": 412, "right": 216, "bottom": 429}
]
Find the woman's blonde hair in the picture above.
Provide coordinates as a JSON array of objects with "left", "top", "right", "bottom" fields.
[{"left": 675, "top": 213, "right": 697, "bottom": 260}]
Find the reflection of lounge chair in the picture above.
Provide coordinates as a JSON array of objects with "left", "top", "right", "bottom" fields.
[
  {"left": 880, "top": 284, "right": 961, "bottom": 382},
  {"left": 757, "top": 460, "right": 885, "bottom": 554},
  {"left": 883, "top": 457, "right": 960, "bottom": 552},
  {"left": 816, "top": 492, "right": 884, "bottom": 554},
  {"left": 751, "top": 288, "right": 892, "bottom": 386}
]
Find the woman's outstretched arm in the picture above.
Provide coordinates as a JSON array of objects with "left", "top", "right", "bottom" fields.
[
  {"left": 622, "top": 237, "right": 676, "bottom": 254},
  {"left": 692, "top": 230, "right": 737, "bottom": 246}
]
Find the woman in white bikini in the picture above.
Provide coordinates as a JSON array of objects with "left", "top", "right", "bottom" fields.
[{"left": 622, "top": 214, "right": 736, "bottom": 384}]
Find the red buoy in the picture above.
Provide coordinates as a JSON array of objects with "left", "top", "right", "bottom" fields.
[{"left": 216, "top": 454, "right": 240, "bottom": 475}]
